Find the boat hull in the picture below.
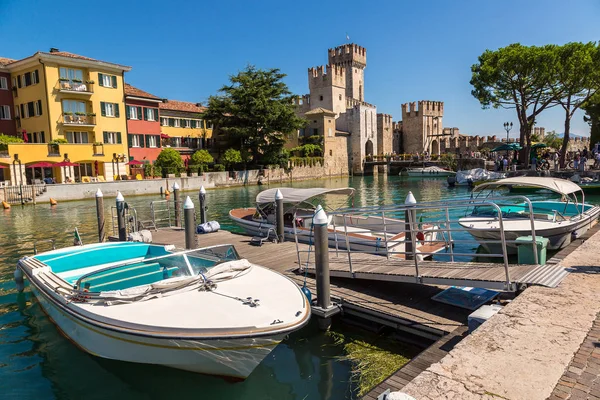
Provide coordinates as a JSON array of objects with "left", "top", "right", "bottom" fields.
[{"left": 27, "top": 279, "right": 287, "bottom": 379}]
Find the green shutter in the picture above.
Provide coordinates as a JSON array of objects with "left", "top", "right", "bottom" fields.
[
  {"left": 191, "top": 120, "right": 196, "bottom": 129},
  {"left": 111, "top": 75, "right": 117, "bottom": 88},
  {"left": 137, "top": 106, "right": 142, "bottom": 119},
  {"left": 169, "top": 118, "right": 174, "bottom": 127},
  {"left": 115, "top": 103, "right": 120, "bottom": 118},
  {"left": 37, "top": 100, "right": 42, "bottom": 116},
  {"left": 116, "top": 132, "right": 122, "bottom": 144},
  {"left": 103, "top": 131, "right": 108, "bottom": 143},
  {"left": 143, "top": 108, "right": 148, "bottom": 121},
  {"left": 127, "top": 134, "right": 133, "bottom": 147},
  {"left": 98, "top": 73, "right": 104, "bottom": 87},
  {"left": 126, "top": 105, "right": 131, "bottom": 119},
  {"left": 139, "top": 135, "right": 144, "bottom": 148},
  {"left": 200, "top": 120, "right": 204, "bottom": 129},
  {"left": 155, "top": 108, "right": 159, "bottom": 121},
  {"left": 100, "top": 102, "right": 106, "bottom": 116},
  {"left": 145, "top": 135, "right": 150, "bottom": 148}
]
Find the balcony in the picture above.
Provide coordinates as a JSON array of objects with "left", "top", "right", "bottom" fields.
[
  {"left": 61, "top": 113, "right": 96, "bottom": 127},
  {"left": 58, "top": 79, "right": 94, "bottom": 94}
]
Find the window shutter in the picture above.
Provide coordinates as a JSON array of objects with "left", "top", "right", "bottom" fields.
[
  {"left": 111, "top": 75, "right": 117, "bottom": 88},
  {"left": 100, "top": 102, "right": 106, "bottom": 116},
  {"left": 145, "top": 135, "right": 150, "bottom": 148},
  {"left": 137, "top": 106, "right": 142, "bottom": 119},
  {"left": 103, "top": 131, "right": 108, "bottom": 143},
  {"left": 116, "top": 132, "right": 122, "bottom": 144},
  {"left": 126, "top": 105, "right": 131, "bottom": 119},
  {"left": 17, "top": 75, "right": 22, "bottom": 88},
  {"left": 115, "top": 103, "right": 120, "bottom": 118},
  {"left": 156, "top": 135, "right": 162, "bottom": 148},
  {"left": 138, "top": 135, "right": 144, "bottom": 148},
  {"left": 98, "top": 73, "right": 104, "bottom": 86},
  {"left": 24, "top": 72, "right": 31, "bottom": 87},
  {"left": 191, "top": 120, "right": 196, "bottom": 129},
  {"left": 143, "top": 108, "right": 148, "bottom": 121},
  {"left": 41, "top": 132, "right": 45, "bottom": 143},
  {"left": 169, "top": 118, "right": 174, "bottom": 127},
  {"left": 20, "top": 104, "right": 24, "bottom": 117},
  {"left": 37, "top": 100, "right": 42, "bottom": 116},
  {"left": 127, "top": 134, "right": 133, "bottom": 148},
  {"left": 28, "top": 102, "right": 34, "bottom": 117}
]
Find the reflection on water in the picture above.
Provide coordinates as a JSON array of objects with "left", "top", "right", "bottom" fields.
[{"left": 2, "top": 176, "right": 597, "bottom": 399}]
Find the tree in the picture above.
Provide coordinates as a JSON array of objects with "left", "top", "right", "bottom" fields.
[
  {"left": 221, "top": 148, "right": 242, "bottom": 171},
  {"left": 543, "top": 130, "right": 563, "bottom": 150},
  {"left": 203, "top": 65, "right": 307, "bottom": 166},
  {"left": 190, "top": 149, "right": 213, "bottom": 173},
  {"left": 471, "top": 44, "right": 557, "bottom": 164},
  {"left": 549, "top": 42, "right": 600, "bottom": 166},
  {"left": 155, "top": 148, "right": 184, "bottom": 176},
  {"left": 583, "top": 93, "right": 600, "bottom": 146}
]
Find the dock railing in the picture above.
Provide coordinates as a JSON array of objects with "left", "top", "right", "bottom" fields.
[
  {"left": 294, "top": 195, "right": 539, "bottom": 291},
  {"left": 149, "top": 200, "right": 184, "bottom": 229}
]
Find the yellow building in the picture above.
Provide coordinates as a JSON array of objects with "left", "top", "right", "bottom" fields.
[
  {"left": 158, "top": 100, "right": 214, "bottom": 159},
  {"left": 0, "top": 48, "right": 131, "bottom": 184}
]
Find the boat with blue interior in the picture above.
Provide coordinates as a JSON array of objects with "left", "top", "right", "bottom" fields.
[
  {"left": 15, "top": 241, "right": 310, "bottom": 379},
  {"left": 459, "top": 177, "right": 600, "bottom": 253}
]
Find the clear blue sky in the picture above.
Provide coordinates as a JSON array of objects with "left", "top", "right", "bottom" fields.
[{"left": 1, "top": 0, "right": 599, "bottom": 137}]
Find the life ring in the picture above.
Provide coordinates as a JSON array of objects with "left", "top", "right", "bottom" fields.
[
  {"left": 50, "top": 198, "right": 58, "bottom": 206},
  {"left": 2, "top": 201, "right": 10, "bottom": 210}
]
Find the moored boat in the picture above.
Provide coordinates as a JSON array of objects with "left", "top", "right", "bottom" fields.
[
  {"left": 405, "top": 166, "right": 455, "bottom": 177},
  {"left": 459, "top": 177, "right": 600, "bottom": 254},
  {"left": 16, "top": 242, "right": 310, "bottom": 379}
]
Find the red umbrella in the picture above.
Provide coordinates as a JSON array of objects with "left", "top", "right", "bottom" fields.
[
  {"left": 27, "top": 162, "right": 55, "bottom": 168},
  {"left": 54, "top": 161, "right": 80, "bottom": 167},
  {"left": 160, "top": 134, "right": 170, "bottom": 139},
  {"left": 126, "top": 160, "right": 144, "bottom": 165},
  {"left": 22, "top": 130, "right": 29, "bottom": 143}
]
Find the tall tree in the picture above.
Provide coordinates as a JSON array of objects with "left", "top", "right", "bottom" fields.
[
  {"left": 470, "top": 44, "right": 557, "bottom": 164},
  {"left": 549, "top": 42, "right": 600, "bottom": 166},
  {"left": 203, "top": 66, "right": 306, "bottom": 166},
  {"left": 582, "top": 93, "right": 600, "bottom": 147}
]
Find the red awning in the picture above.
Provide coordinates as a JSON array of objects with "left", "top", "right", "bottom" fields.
[
  {"left": 54, "top": 161, "right": 80, "bottom": 167},
  {"left": 27, "top": 162, "right": 55, "bottom": 168},
  {"left": 0, "top": 164, "right": 7, "bottom": 169},
  {"left": 126, "top": 160, "right": 144, "bottom": 165},
  {"left": 160, "top": 134, "right": 170, "bottom": 139}
]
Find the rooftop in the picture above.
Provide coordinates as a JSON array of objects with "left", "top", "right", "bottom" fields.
[
  {"left": 0, "top": 57, "right": 16, "bottom": 66},
  {"left": 2, "top": 48, "right": 131, "bottom": 71},
  {"left": 124, "top": 83, "right": 161, "bottom": 100},
  {"left": 159, "top": 99, "right": 205, "bottom": 113}
]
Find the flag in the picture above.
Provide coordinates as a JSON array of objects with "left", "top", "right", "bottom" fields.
[
  {"left": 73, "top": 227, "right": 83, "bottom": 246},
  {"left": 346, "top": 33, "right": 350, "bottom": 41}
]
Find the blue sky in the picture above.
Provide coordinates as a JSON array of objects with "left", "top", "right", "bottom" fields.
[{"left": 1, "top": 0, "right": 599, "bottom": 137}]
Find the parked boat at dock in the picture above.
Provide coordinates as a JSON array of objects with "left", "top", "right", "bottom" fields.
[
  {"left": 459, "top": 177, "right": 600, "bottom": 253},
  {"left": 15, "top": 242, "right": 310, "bottom": 379},
  {"left": 229, "top": 187, "right": 447, "bottom": 258},
  {"left": 448, "top": 168, "right": 505, "bottom": 187},
  {"left": 405, "top": 166, "right": 455, "bottom": 177}
]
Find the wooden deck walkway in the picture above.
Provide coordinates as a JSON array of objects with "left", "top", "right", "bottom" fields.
[
  {"left": 363, "top": 326, "right": 469, "bottom": 400},
  {"left": 151, "top": 229, "right": 470, "bottom": 339}
]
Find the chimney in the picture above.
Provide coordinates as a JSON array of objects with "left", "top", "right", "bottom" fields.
[
  {"left": 162, "top": 99, "right": 168, "bottom": 103},
  {"left": 49, "top": 47, "right": 60, "bottom": 53},
  {"left": 195, "top": 102, "right": 203, "bottom": 107}
]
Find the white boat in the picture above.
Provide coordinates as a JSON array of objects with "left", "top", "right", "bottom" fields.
[
  {"left": 405, "top": 166, "right": 455, "bottom": 177},
  {"left": 230, "top": 187, "right": 447, "bottom": 258},
  {"left": 15, "top": 242, "right": 310, "bottom": 379},
  {"left": 449, "top": 168, "right": 506, "bottom": 187},
  {"left": 459, "top": 177, "right": 600, "bottom": 253}
]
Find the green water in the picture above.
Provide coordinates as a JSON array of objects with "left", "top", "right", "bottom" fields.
[{"left": 3, "top": 175, "right": 590, "bottom": 399}]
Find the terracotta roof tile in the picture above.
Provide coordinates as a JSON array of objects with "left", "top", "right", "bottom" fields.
[
  {"left": 159, "top": 100, "right": 205, "bottom": 113},
  {"left": 0, "top": 57, "right": 16, "bottom": 66},
  {"left": 39, "top": 51, "right": 131, "bottom": 69},
  {"left": 124, "top": 83, "right": 161, "bottom": 100}
]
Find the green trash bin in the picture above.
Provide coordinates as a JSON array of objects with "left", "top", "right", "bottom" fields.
[{"left": 515, "top": 236, "right": 548, "bottom": 265}]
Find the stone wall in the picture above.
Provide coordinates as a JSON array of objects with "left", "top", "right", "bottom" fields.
[{"left": 376, "top": 113, "right": 393, "bottom": 155}]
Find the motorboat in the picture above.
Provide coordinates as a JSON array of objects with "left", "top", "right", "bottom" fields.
[
  {"left": 448, "top": 168, "right": 505, "bottom": 187},
  {"left": 459, "top": 177, "right": 600, "bottom": 253},
  {"left": 229, "top": 187, "right": 447, "bottom": 258},
  {"left": 405, "top": 166, "right": 455, "bottom": 177},
  {"left": 15, "top": 242, "right": 310, "bottom": 379}
]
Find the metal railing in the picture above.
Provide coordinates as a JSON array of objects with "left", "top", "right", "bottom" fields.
[
  {"left": 61, "top": 114, "right": 96, "bottom": 125},
  {"left": 294, "top": 195, "right": 540, "bottom": 291},
  {"left": 3, "top": 183, "right": 47, "bottom": 204},
  {"left": 150, "top": 200, "right": 184, "bottom": 229},
  {"left": 58, "top": 80, "right": 94, "bottom": 93},
  {"left": 110, "top": 205, "right": 139, "bottom": 237}
]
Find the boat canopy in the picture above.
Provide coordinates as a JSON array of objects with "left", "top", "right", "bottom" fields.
[
  {"left": 256, "top": 187, "right": 355, "bottom": 206},
  {"left": 474, "top": 177, "right": 582, "bottom": 195}
]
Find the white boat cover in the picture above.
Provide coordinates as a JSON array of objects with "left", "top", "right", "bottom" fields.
[
  {"left": 408, "top": 166, "right": 454, "bottom": 173},
  {"left": 474, "top": 177, "right": 582, "bottom": 195},
  {"left": 255, "top": 187, "right": 355, "bottom": 205},
  {"left": 455, "top": 168, "right": 505, "bottom": 184}
]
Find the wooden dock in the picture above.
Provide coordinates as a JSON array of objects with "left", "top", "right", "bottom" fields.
[{"left": 151, "top": 228, "right": 470, "bottom": 339}]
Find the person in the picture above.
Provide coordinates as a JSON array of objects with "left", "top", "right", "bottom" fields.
[
  {"left": 502, "top": 156, "right": 508, "bottom": 171},
  {"left": 554, "top": 152, "right": 560, "bottom": 171},
  {"left": 582, "top": 147, "right": 588, "bottom": 159},
  {"left": 595, "top": 152, "right": 600, "bottom": 169},
  {"left": 65, "top": 176, "right": 73, "bottom": 184},
  {"left": 574, "top": 152, "right": 580, "bottom": 170}
]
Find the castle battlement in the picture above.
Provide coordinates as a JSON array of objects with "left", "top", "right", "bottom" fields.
[
  {"left": 401, "top": 100, "right": 444, "bottom": 119},
  {"left": 328, "top": 43, "right": 367, "bottom": 67},
  {"left": 346, "top": 97, "right": 375, "bottom": 109},
  {"left": 308, "top": 64, "right": 345, "bottom": 89},
  {"left": 377, "top": 113, "right": 393, "bottom": 125}
]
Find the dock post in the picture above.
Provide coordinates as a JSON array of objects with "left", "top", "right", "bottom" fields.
[
  {"left": 275, "top": 189, "right": 284, "bottom": 243},
  {"left": 31, "top": 184, "right": 36, "bottom": 205},
  {"left": 173, "top": 182, "right": 181, "bottom": 228},
  {"left": 314, "top": 205, "right": 332, "bottom": 331},
  {"left": 199, "top": 185, "right": 207, "bottom": 225},
  {"left": 95, "top": 189, "right": 105, "bottom": 242},
  {"left": 184, "top": 196, "right": 196, "bottom": 249},
  {"left": 405, "top": 192, "right": 417, "bottom": 260},
  {"left": 116, "top": 191, "right": 126, "bottom": 241}
]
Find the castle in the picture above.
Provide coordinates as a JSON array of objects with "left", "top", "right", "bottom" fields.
[{"left": 294, "top": 44, "right": 394, "bottom": 174}]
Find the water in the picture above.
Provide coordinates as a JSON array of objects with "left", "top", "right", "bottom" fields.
[{"left": 2, "top": 175, "right": 595, "bottom": 399}]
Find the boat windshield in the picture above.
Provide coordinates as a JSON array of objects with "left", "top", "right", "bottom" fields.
[{"left": 75, "top": 245, "right": 240, "bottom": 293}]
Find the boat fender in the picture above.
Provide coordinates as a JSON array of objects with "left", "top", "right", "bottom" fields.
[
  {"left": 301, "top": 286, "right": 312, "bottom": 303},
  {"left": 416, "top": 231, "right": 425, "bottom": 242},
  {"left": 14, "top": 267, "right": 24, "bottom": 292},
  {"left": 49, "top": 198, "right": 58, "bottom": 206},
  {"left": 2, "top": 201, "right": 10, "bottom": 210}
]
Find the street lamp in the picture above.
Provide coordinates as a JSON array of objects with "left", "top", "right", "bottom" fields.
[{"left": 503, "top": 122, "right": 513, "bottom": 143}]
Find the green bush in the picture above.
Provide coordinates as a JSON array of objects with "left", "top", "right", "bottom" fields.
[
  {"left": 213, "top": 163, "right": 225, "bottom": 172},
  {"left": 50, "top": 138, "right": 68, "bottom": 144},
  {"left": 190, "top": 149, "right": 213, "bottom": 167},
  {"left": 155, "top": 148, "right": 184, "bottom": 176},
  {"left": 221, "top": 148, "right": 242, "bottom": 170},
  {"left": 0, "top": 134, "right": 24, "bottom": 144}
]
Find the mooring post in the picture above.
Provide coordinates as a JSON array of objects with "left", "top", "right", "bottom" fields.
[
  {"left": 404, "top": 191, "right": 417, "bottom": 260},
  {"left": 173, "top": 182, "right": 181, "bottom": 228},
  {"left": 95, "top": 189, "right": 105, "bottom": 242},
  {"left": 199, "top": 185, "right": 207, "bottom": 225},
  {"left": 314, "top": 205, "right": 332, "bottom": 331},
  {"left": 184, "top": 196, "right": 196, "bottom": 250},
  {"left": 275, "top": 188, "right": 284, "bottom": 243},
  {"left": 31, "top": 184, "right": 36, "bottom": 205},
  {"left": 116, "top": 191, "right": 126, "bottom": 241}
]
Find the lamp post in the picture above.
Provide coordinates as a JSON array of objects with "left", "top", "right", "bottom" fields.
[{"left": 503, "top": 122, "right": 513, "bottom": 159}]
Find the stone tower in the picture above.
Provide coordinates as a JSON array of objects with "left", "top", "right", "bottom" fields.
[
  {"left": 328, "top": 44, "right": 367, "bottom": 101},
  {"left": 400, "top": 101, "right": 444, "bottom": 155},
  {"left": 307, "top": 65, "right": 347, "bottom": 115}
]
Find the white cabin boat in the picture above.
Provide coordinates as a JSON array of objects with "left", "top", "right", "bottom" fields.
[
  {"left": 230, "top": 187, "right": 447, "bottom": 258},
  {"left": 16, "top": 242, "right": 310, "bottom": 379},
  {"left": 459, "top": 177, "right": 600, "bottom": 253},
  {"left": 405, "top": 166, "right": 455, "bottom": 177}
]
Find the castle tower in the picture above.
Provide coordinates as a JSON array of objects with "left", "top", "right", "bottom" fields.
[
  {"left": 400, "top": 101, "right": 444, "bottom": 155},
  {"left": 328, "top": 44, "right": 367, "bottom": 102},
  {"left": 307, "top": 65, "right": 346, "bottom": 115}
]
